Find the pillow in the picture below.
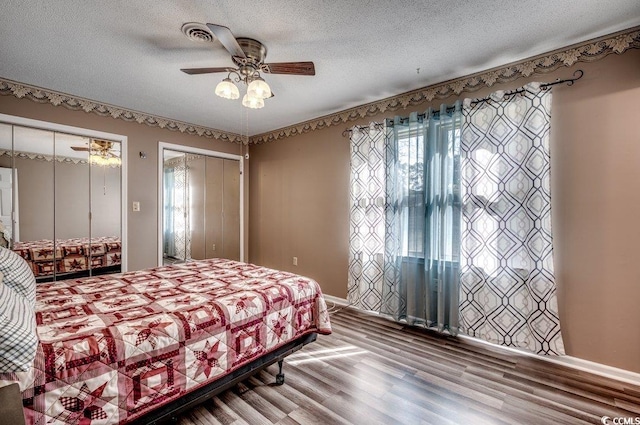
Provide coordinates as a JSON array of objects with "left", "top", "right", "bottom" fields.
[
  {"left": 0, "top": 247, "right": 36, "bottom": 307},
  {"left": 0, "top": 274, "right": 38, "bottom": 372}
]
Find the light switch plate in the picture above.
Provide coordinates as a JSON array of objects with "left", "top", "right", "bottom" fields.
[{"left": 132, "top": 201, "right": 140, "bottom": 212}]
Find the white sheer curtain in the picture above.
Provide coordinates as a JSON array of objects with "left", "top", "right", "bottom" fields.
[{"left": 382, "top": 105, "right": 462, "bottom": 333}]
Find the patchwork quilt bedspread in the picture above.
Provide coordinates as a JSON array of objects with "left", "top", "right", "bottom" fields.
[
  {"left": 0, "top": 258, "right": 331, "bottom": 424},
  {"left": 12, "top": 236, "right": 122, "bottom": 278}
]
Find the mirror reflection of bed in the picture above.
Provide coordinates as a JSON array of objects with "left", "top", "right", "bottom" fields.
[
  {"left": 0, "top": 123, "right": 122, "bottom": 282},
  {"left": 162, "top": 148, "right": 240, "bottom": 265}
]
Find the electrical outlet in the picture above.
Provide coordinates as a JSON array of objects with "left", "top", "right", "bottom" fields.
[
  {"left": 212, "top": 244, "right": 216, "bottom": 251},
  {"left": 292, "top": 257, "right": 298, "bottom": 266},
  {"left": 132, "top": 201, "right": 140, "bottom": 212}
]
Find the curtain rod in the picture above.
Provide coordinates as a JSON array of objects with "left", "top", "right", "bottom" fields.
[
  {"left": 469, "top": 69, "right": 584, "bottom": 106},
  {"left": 343, "top": 69, "right": 584, "bottom": 136}
]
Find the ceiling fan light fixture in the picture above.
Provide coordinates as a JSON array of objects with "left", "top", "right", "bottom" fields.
[
  {"left": 215, "top": 77, "right": 240, "bottom": 100},
  {"left": 182, "top": 24, "right": 315, "bottom": 109},
  {"left": 89, "top": 153, "right": 121, "bottom": 167},
  {"left": 107, "top": 156, "right": 122, "bottom": 167},
  {"left": 242, "top": 93, "right": 264, "bottom": 109},
  {"left": 247, "top": 77, "right": 272, "bottom": 99}
]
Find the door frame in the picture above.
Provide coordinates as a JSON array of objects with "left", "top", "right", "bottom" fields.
[
  {"left": 0, "top": 167, "right": 18, "bottom": 242},
  {"left": 157, "top": 142, "right": 244, "bottom": 266}
]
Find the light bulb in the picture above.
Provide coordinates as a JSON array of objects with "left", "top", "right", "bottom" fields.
[
  {"left": 247, "top": 77, "right": 271, "bottom": 99},
  {"left": 242, "top": 93, "right": 264, "bottom": 109},
  {"left": 215, "top": 78, "right": 240, "bottom": 100}
]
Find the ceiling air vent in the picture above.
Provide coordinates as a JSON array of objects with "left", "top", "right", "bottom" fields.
[{"left": 181, "top": 22, "right": 215, "bottom": 43}]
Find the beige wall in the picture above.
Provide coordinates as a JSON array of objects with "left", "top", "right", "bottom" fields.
[
  {"left": 249, "top": 123, "right": 350, "bottom": 297},
  {"left": 0, "top": 97, "right": 248, "bottom": 271},
  {"left": 249, "top": 49, "right": 640, "bottom": 373}
]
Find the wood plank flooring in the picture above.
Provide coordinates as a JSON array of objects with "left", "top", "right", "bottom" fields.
[{"left": 176, "top": 307, "right": 640, "bottom": 425}]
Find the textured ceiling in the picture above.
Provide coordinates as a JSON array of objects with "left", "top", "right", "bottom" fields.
[{"left": 1, "top": 0, "right": 639, "bottom": 136}]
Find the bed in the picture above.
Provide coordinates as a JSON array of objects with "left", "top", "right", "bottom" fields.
[
  {"left": 0, "top": 254, "right": 331, "bottom": 424},
  {"left": 12, "top": 236, "right": 122, "bottom": 280}
]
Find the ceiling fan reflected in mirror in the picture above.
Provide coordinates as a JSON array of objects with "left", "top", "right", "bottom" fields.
[
  {"left": 71, "top": 139, "right": 121, "bottom": 167},
  {"left": 180, "top": 23, "right": 316, "bottom": 109}
]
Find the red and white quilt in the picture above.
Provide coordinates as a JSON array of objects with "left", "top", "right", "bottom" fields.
[
  {"left": 1, "top": 258, "right": 331, "bottom": 424},
  {"left": 12, "top": 237, "right": 122, "bottom": 278}
]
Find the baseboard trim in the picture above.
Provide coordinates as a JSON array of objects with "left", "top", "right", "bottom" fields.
[
  {"left": 550, "top": 355, "right": 640, "bottom": 386},
  {"left": 323, "top": 294, "right": 349, "bottom": 307},
  {"left": 458, "top": 334, "right": 640, "bottom": 386},
  {"left": 324, "top": 296, "right": 640, "bottom": 386}
]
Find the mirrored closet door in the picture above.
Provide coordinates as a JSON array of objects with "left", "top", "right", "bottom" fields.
[
  {"left": 0, "top": 117, "right": 125, "bottom": 282},
  {"left": 160, "top": 144, "right": 242, "bottom": 265}
]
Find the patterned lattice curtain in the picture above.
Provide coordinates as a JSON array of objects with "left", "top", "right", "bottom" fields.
[
  {"left": 347, "top": 123, "right": 386, "bottom": 311},
  {"left": 458, "top": 83, "right": 565, "bottom": 355}
]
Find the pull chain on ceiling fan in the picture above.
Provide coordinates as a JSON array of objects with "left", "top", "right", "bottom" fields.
[{"left": 181, "top": 23, "right": 315, "bottom": 109}]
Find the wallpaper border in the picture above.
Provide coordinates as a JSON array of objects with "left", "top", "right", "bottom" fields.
[
  {"left": 251, "top": 26, "right": 640, "bottom": 144},
  {"left": 0, "top": 27, "right": 638, "bottom": 146},
  {"left": 0, "top": 80, "right": 245, "bottom": 144},
  {"left": 0, "top": 149, "right": 87, "bottom": 165}
]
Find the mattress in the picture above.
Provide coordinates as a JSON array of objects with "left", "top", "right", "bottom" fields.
[{"left": 0, "top": 258, "right": 331, "bottom": 424}]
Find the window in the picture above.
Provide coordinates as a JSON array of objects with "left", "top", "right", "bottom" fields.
[{"left": 394, "top": 120, "right": 460, "bottom": 262}]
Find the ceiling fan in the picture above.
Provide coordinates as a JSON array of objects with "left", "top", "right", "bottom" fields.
[
  {"left": 71, "top": 139, "right": 121, "bottom": 166},
  {"left": 180, "top": 23, "right": 315, "bottom": 109}
]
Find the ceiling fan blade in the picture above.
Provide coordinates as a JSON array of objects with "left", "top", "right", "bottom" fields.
[
  {"left": 70, "top": 146, "right": 90, "bottom": 152},
  {"left": 181, "top": 67, "right": 235, "bottom": 75},
  {"left": 206, "top": 23, "right": 246, "bottom": 59},
  {"left": 263, "top": 62, "right": 315, "bottom": 76}
]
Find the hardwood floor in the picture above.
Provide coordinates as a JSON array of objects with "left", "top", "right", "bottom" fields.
[{"left": 176, "top": 307, "right": 640, "bottom": 425}]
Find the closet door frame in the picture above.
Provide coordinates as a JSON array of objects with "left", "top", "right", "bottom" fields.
[
  {"left": 157, "top": 142, "right": 244, "bottom": 266},
  {"left": 0, "top": 113, "right": 128, "bottom": 273}
]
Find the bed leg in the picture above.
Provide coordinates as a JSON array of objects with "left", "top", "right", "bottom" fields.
[{"left": 275, "top": 359, "right": 285, "bottom": 385}]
